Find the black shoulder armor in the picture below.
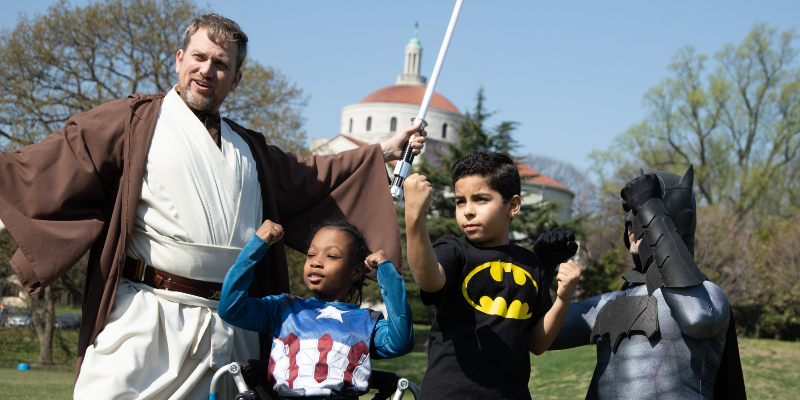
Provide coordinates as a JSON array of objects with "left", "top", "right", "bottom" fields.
[
  {"left": 637, "top": 197, "right": 707, "bottom": 294},
  {"left": 590, "top": 294, "right": 659, "bottom": 352}
]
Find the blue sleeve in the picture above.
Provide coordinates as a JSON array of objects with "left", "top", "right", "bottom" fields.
[
  {"left": 371, "top": 260, "right": 415, "bottom": 359},
  {"left": 218, "top": 234, "right": 284, "bottom": 335}
]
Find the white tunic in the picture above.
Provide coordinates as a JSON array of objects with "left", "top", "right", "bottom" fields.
[{"left": 74, "top": 88, "right": 263, "bottom": 400}]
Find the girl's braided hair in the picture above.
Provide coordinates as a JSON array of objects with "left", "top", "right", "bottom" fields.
[{"left": 309, "top": 219, "right": 371, "bottom": 305}]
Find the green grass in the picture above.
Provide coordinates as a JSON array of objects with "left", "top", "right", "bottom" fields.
[
  {"left": 362, "top": 345, "right": 596, "bottom": 399},
  {"left": 526, "top": 345, "right": 597, "bottom": 398},
  {"left": 738, "top": 338, "right": 800, "bottom": 400},
  {"left": 362, "top": 336, "right": 800, "bottom": 399},
  {"left": 0, "top": 368, "right": 74, "bottom": 400},
  {"left": 55, "top": 305, "right": 82, "bottom": 316},
  {"left": 2, "top": 324, "right": 799, "bottom": 400}
]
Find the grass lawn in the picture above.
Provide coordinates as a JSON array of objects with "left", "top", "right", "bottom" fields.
[
  {"left": 2, "top": 322, "right": 799, "bottom": 399},
  {"left": 737, "top": 338, "right": 800, "bottom": 400},
  {"left": 365, "top": 337, "right": 800, "bottom": 399},
  {"left": 0, "top": 368, "right": 74, "bottom": 400},
  {"left": 365, "top": 344, "right": 597, "bottom": 399}
]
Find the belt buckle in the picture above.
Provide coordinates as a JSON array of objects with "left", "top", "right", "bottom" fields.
[
  {"left": 209, "top": 290, "right": 221, "bottom": 300},
  {"left": 136, "top": 260, "right": 147, "bottom": 282}
]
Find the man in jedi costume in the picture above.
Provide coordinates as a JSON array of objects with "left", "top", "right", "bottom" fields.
[
  {"left": 543, "top": 167, "right": 746, "bottom": 399},
  {"left": 0, "top": 14, "right": 425, "bottom": 399}
]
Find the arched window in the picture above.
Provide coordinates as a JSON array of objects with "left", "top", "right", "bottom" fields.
[
  {"left": 442, "top": 123, "right": 448, "bottom": 139},
  {"left": 349, "top": 118, "right": 353, "bottom": 133},
  {"left": 390, "top": 117, "right": 397, "bottom": 132},
  {"left": 366, "top": 117, "right": 372, "bottom": 132}
]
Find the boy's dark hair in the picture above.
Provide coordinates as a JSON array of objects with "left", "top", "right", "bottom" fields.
[
  {"left": 309, "top": 219, "right": 371, "bottom": 306},
  {"left": 451, "top": 151, "right": 521, "bottom": 202}
]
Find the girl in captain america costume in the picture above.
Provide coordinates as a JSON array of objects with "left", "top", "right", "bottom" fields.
[{"left": 218, "top": 219, "right": 414, "bottom": 398}]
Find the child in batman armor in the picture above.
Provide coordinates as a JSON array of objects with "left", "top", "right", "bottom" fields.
[
  {"left": 218, "top": 219, "right": 414, "bottom": 398},
  {"left": 402, "top": 151, "right": 581, "bottom": 399}
]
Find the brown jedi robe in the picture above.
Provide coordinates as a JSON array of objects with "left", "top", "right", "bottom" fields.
[{"left": 0, "top": 92, "right": 402, "bottom": 378}]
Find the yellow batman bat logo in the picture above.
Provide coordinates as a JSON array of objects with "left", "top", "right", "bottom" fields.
[{"left": 462, "top": 261, "right": 538, "bottom": 319}]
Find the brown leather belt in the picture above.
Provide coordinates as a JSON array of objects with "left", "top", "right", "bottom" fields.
[{"left": 122, "top": 258, "right": 222, "bottom": 300}]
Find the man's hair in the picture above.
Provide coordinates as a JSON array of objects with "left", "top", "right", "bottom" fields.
[
  {"left": 451, "top": 151, "right": 521, "bottom": 203},
  {"left": 182, "top": 14, "right": 248, "bottom": 73}
]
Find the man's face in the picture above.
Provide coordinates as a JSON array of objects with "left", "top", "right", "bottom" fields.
[
  {"left": 175, "top": 28, "right": 242, "bottom": 113},
  {"left": 454, "top": 175, "right": 520, "bottom": 248},
  {"left": 626, "top": 222, "right": 643, "bottom": 254}
]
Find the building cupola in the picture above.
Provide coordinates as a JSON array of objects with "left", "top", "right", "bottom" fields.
[{"left": 396, "top": 23, "right": 426, "bottom": 86}]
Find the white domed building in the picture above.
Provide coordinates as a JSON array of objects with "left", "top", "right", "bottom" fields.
[
  {"left": 312, "top": 26, "right": 463, "bottom": 155},
  {"left": 311, "top": 27, "right": 575, "bottom": 223}
]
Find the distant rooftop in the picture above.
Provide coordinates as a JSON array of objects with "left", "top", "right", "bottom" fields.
[{"left": 359, "top": 86, "right": 460, "bottom": 114}]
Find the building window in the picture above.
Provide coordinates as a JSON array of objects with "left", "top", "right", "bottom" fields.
[
  {"left": 366, "top": 117, "right": 372, "bottom": 131},
  {"left": 349, "top": 118, "right": 353, "bottom": 133},
  {"left": 390, "top": 117, "right": 397, "bottom": 132},
  {"left": 442, "top": 123, "right": 448, "bottom": 139}
]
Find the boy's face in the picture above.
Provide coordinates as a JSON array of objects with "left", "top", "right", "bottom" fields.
[
  {"left": 454, "top": 175, "right": 521, "bottom": 247},
  {"left": 304, "top": 227, "right": 363, "bottom": 303}
]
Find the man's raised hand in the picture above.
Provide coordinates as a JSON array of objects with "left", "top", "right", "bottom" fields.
[
  {"left": 256, "top": 220, "right": 284, "bottom": 245},
  {"left": 380, "top": 120, "right": 427, "bottom": 162}
]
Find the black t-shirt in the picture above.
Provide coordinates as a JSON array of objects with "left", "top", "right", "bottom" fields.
[{"left": 419, "top": 235, "right": 553, "bottom": 400}]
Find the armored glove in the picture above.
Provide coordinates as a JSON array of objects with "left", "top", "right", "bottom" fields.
[
  {"left": 621, "top": 173, "right": 662, "bottom": 216},
  {"left": 533, "top": 228, "right": 578, "bottom": 276}
]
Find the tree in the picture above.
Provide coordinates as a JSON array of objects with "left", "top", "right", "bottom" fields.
[
  {"left": 223, "top": 66, "right": 309, "bottom": 155},
  {"left": 0, "top": 0, "right": 308, "bottom": 153},
  {"left": 575, "top": 234, "right": 629, "bottom": 300},
  {"left": 417, "top": 88, "right": 586, "bottom": 246},
  {"left": 0, "top": 233, "right": 16, "bottom": 280},
  {"left": 588, "top": 25, "right": 800, "bottom": 339},
  {"left": 590, "top": 24, "right": 800, "bottom": 223},
  {"left": 0, "top": 0, "right": 308, "bottom": 361},
  {"left": 524, "top": 154, "right": 599, "bottom": 221}
]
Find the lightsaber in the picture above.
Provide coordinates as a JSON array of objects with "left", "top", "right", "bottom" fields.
[{"left": 390, "top": 0, "right": 464, "bottom": 201}]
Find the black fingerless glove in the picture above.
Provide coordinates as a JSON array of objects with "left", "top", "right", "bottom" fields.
[{"left": 533, "top": 228, "right": 579, "bottom": 276}]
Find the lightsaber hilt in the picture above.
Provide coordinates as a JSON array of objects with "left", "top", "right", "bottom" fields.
[{"left": 390, "top": 118, "right": 428, "bottom": 201}]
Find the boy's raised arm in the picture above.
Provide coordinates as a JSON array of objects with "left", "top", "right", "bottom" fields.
[
  {"left": 403, "top": 173, "right": 447, "bottom": 293},
  {"left": 218, "top": 220, "right": 285, "bottom": 333},
  {"left": 368, "top": 251, "right": 415, "bottom": 359},
  {"left": 528, "top": 259, "right": 581, "bottom": 355}
]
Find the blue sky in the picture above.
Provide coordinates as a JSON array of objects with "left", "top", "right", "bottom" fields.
[{"left": 3, "top": 1, "right": 799, "bottom": 171}]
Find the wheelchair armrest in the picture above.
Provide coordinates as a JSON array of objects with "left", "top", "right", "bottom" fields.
[{"left": 370, "top": 370, "right": 402, "bottom": 393}]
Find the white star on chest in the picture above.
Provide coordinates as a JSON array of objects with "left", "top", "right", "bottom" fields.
[{"left": 315, "top": 305, "right": 349, "bottom": 323}]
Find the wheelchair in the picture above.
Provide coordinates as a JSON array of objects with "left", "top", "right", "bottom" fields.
[{"left": 210, "top": 359, "right": 419, "bottom": 400}]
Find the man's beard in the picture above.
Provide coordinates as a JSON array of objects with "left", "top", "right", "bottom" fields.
[{"left": 178, "top": 81, "right": 218, "bottom": 112}]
